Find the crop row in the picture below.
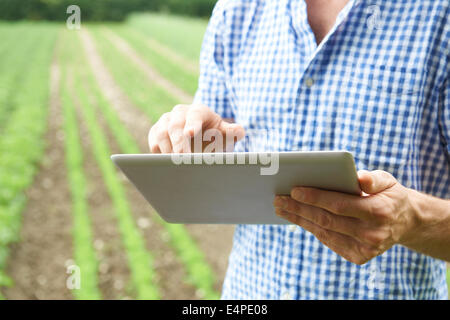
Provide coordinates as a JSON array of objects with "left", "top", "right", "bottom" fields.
[
  {"left": 0, "top": 25, "right": 57, "bottom": 297},
  {"left": 80, "top": 30, "right": 220, "bottom": 299},
  {"left": 59, "top": 31, "right": 102, "bottom": 300},
  {"left": 89, "top": 27, "right": 178, "bottom": 122},
  {"left": 106, "top": 26, "right": 199, "bottom": 95},
  {"left": 70, "top": 32, "right": 160, "bottom": 299}
]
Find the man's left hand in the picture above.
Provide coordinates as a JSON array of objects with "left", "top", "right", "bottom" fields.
[{"left": 274, "top": 170, "right": 420, "bottom": 265}]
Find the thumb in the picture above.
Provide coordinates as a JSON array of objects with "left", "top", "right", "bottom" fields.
[{"left": 358, "top": 170, "right": 397, "bottom": 194}]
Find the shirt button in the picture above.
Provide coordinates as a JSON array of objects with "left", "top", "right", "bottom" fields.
[
  {"left": 281, "top": 292, "right": 293, "bottom": 300},
  {"left": 305, "top": 77, "right": 314, "bottom": 88},
  {"left": 289, "top": 225, "right": 297, "bottom": 232}
]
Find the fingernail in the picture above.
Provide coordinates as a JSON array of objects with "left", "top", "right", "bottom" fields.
[{"left": 292, "top": 188, "right": 304, "bottom": 201}]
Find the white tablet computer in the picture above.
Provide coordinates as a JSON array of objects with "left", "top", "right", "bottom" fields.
[{"left": 111, "top": 151, "right": 360, "bottom": 224}]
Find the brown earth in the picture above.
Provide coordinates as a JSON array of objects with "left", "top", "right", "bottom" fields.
[{"left": 1, "top": 54, "right": 74, "bottom": 300}]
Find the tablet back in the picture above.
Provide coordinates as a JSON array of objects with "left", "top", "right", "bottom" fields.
[{"left": 111, "top": 151, "right": 360, "bottom": 224}]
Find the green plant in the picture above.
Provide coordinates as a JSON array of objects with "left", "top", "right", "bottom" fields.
[
  {"left": 60, "top": 31, "right": 102, "bottom": 299},
  {"left": 0, "top": 24, "right": 57, "bottom": 293},
  {"left": 76, "top": 81, "right": 160, "bottom": 300},
  {"left": 68, "top": 32, "right": 160, "bottom": 298}
]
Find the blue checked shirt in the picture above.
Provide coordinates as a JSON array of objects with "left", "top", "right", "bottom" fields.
[{"left": 194, "top": 0, "right": 450, "bottom": 299}]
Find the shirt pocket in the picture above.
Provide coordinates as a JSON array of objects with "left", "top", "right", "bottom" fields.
[
  {"left": 368, "top": 64, "right": 421, "bottom": 95},
  {"left": 351, "top": 64, "right": 423, "bottom": 170}
]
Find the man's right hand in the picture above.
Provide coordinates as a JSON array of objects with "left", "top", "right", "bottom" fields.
[{"left": 148, "top": 104, "right": 245, "bottom": 153}]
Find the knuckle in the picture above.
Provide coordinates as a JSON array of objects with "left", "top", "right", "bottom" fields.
[
  {"left": 317, "top": 213, "right": 332, "bottom": 229},
  {"left": 168, "top": 118, "right": 185, "bottom": 133},
  {"left": 371, "top": 201, "right": 391, "bottom": 221},
  {"left": 190, "top": 104, "right": 205, "bottom": 113},
  {"left": 155, "top": 127, "right": 168, "bottom": 140},
  {"left": 289, "top": 214, "right": 302, "bottom": 226},
  {"left": 301, "top": 188, "right": 317, "bottom": 204},
  {"left": 315, "top": 229, "right": 329, "bottom": 243},
  {"left": 185, "top": 107, "right": 202, "bottom": 122},
  {"left": 160, "top": 112, "right": 171, "bottom": 121},
  {"left": 285, "top": 199, "right": 297, "bottom": 212},
  {"left": 365, "top": 231, "right": 386, "bottom": 247},
  {"left": 332, "top": 200, "right": 349, "bottom": 214},
  {"left": 172, "top": 104, "right": 186, "bottom": 112}
]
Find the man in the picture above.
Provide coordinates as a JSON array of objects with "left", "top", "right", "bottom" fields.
[{"left": 148, "top": 0, "right": 450, "bottom": 299}]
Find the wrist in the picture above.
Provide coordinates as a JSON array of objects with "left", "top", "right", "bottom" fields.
[
  {"left": 400, "top": 188, "right": 448, "bottom": 248},
  {"left": 399, "top": 188, "right": 430, "bottom": 247}
]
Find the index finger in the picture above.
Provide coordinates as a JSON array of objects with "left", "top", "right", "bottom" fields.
[
  {"left": 290, "top": 187, "right": 374, "bottom": 220},
  {"left": 183, "top": 105, "right": 217, "bottom": 137},
  {"left": 168, "top": 105, "right": 190, "bottom": 153}
]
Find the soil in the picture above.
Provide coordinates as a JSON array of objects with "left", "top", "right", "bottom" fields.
[{"left": 1, "top": 56, "right": 74, "bottom": 300}]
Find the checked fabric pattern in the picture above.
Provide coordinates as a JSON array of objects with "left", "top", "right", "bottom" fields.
[{"left": 194, "top": 0, "right": 450, "bottom": 299}]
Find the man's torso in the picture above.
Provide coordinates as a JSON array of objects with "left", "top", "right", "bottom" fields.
[{"left": 195, "top": 0, "right": 449, "bottom": 299}]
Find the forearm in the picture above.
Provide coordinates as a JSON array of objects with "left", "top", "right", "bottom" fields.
[{"left": 401, "top": 189, "right": 450, "bottom": 261}]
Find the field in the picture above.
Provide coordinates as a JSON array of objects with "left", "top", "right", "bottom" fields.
[
  {"left": 0, "top": 13, "right": 234, "bottom": 300},
  {"left": 0, "top": 13, "right": 448, "bottom": 300}
]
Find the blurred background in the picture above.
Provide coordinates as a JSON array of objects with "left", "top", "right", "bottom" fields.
[
  {"left": 0, "top": 0, "right": 448, "bottom": 300},
  {"left": 0, "top": 0, "right": 237, "bottom": 300}
]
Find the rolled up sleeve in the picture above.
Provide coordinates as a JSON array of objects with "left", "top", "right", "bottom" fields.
[{"left": 194, "top": 1, "right": 235, "bottom": 120}]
